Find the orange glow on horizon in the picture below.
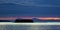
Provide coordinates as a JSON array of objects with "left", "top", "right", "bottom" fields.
[
  {"left": 38, "top": 18, "right": 60, "bottom": 20},
  {"left": 0, "top": 16, "right": 60, "bottom": 20}
]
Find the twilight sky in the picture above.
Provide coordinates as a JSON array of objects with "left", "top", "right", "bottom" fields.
[{"left": 0, "top": 0, "right": 60, "bottom": 17}]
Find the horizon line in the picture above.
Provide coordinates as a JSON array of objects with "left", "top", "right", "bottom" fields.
[{"left": 0, "top": 16, "right": 60, "bottom": 20}]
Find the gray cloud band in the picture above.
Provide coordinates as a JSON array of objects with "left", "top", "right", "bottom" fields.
[{"left": 0, "top": 0, "right": 60, "bottom": 7}]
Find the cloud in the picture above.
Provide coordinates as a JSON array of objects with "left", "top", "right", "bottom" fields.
[{"left": 0, "top": 0, "right": 60, "bottom": 7}]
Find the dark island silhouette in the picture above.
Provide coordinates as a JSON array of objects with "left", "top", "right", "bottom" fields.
[
  {"left": 0, "top": 18, "right": 60, "bottom": 22},
  {"left": 15, "top": 18, "right": 33, "bottom": 23}
]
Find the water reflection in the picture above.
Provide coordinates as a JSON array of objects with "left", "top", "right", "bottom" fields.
[{"left": 0, "top": 25, "right": 60, "bottom": 30}]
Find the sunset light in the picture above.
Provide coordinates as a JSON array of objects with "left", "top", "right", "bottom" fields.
[{"left": 0, "top": 17, "right": 60, "bottom": 20}]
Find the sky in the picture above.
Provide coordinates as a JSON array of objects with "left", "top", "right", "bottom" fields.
[{"left": 0, "top": 0, "right": 60, "bottom": 17}]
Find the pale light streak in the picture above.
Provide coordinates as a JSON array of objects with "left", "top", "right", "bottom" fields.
[
  {"left": 38, "top": 18, "right": 60, "bottom": 20},
  {"left": 0, "top": 16, "right": 60, "bottom": 20}
]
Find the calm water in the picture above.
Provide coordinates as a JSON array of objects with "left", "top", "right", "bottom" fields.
[{"left": 0, "top": 25, "right": 60, "bottom": 30}]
